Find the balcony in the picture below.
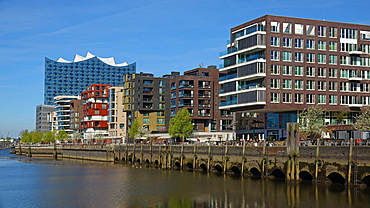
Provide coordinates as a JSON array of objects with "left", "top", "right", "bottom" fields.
[
  {"left": 220, "top": 100, "right": 237, "bottom": 106},
  {"left": 179, "top": 94, "right": 193, "bottom": 98},
  {"left": 179, "top": 103, "right": 193, "bottom": 107},
  {"left": 219, "top": 73, "right": 237, "bottom": 81},
  {"left": 178, "top": 84, "right": 194, "bottom": 88},
  {"left": 219, "top": 47, "right": 238, "bottom": 57},
  {"left": 199, "top": 85, "right": 211, "bottom": 89},
  {"left": 198, "top": 104, "right": 211, "bottom": 107},
  {"left": 198, "top": 113, "right": 211, "bottom": 117},
  {"left": 198, "top": 94, "right": 211, "bottom": 98}
]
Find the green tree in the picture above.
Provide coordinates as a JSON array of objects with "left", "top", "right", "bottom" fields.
[
  {"left": 44, "top": 131, "right": 56, "bottom": 143},
  {"left": 298, "top": 105, "right": 325, "bottom": 140},
  {"left": 334, "top": 111, "right": 347, "bottom": 124},
  {"left": 168, "top": 108, "right": 193, "bottom": 142},
  {"left": 353, "top": 106, "right": 370, "bottom": 131},
  {"left": 128, "top": 118, "right": 148, "bottom": 142},
  {"left": 20, "top": 130, "right": 30, "bottom": 143},
  {"left": 56, "top": 130, "right": 69, "bottom": 142}
]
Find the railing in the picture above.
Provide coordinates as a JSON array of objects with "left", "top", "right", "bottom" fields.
[
  {"left": 220, "top": 100, "right": 238, "bottom": 106},
  {"left": 219, "top": 73, "right": 237, "bottom": 81}
]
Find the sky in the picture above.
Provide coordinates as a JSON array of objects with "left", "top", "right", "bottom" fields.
[{"left": 1, "top": 0, "right": 370, "bottom": 137}]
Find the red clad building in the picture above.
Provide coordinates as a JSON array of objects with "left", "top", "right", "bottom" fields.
[{"left": 81, "top": 84, "right": 111, "bottom": 142}]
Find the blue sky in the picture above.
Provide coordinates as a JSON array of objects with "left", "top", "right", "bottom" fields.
[{"left": 1, "top": 0, "right": 369, "bottom": 137}]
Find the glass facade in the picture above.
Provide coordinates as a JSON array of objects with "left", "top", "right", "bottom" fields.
[{"left": 44, "top": 56, "right": 136, "bottom": 105}]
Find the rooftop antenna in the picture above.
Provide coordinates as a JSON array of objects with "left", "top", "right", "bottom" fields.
[{"left": 199, "top": 62, "right": 204, "bottom": 68}]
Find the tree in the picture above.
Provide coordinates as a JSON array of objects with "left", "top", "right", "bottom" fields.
[
  {"left": 20, "top": 130, "right": 30, "bottom": 143},
  {"left": 44, "top": 131, "right": 56, "bottom": 143},
  {"left": 168, "top": 108, "right": 193, "bottom": 142},
  {"left": 56, "top": 130, "right": 69, "bottom": 142},
  {"left": 334, "top": 111, "right": 347, "bottom": 125},
  {"left": 353, "top": 106, "right": 370, "bottom": 131},
  {"left": 128, "top": 118, "right": 148, "bottom": 142},
  {"left": 298, "top": 105, "right": 325, "bottom": 140}
]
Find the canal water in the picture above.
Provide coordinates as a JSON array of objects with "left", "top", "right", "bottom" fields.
[{"left": 1, "top": 149, "right": 370, "bottom": 208}]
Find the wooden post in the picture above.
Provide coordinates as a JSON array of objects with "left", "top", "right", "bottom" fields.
[
  {"left": 193, "top": 143, "right": 197, "bottom": 171},
  {"left": 53, "top": 143, "right": 57, "bottom": 160},
  {"left": 241, "top": 137, "right": 246, "bottom": 175},
  {"left": 262, "top": 140, "right": 266, "bottom": 177},
  {"left": 180, "top": 136, "right": 184, "bottom": 170},
  {"left": 224, "top": 134, "right": 229, "bottom": 174},
  {"left": 286, "top": 123, "right": 299, "bottom": 181},
  {"left": 315, "top": 138, "right": 320, "bottom": 180},
  {"left": 348, "top": 138, "right": 354, "bottom": 184},
  {"left": 208, "top": 139, "right": 212, "bottom": 172},
  {"left": 27, "top": 145, "right": 32, "bottom": 157}
]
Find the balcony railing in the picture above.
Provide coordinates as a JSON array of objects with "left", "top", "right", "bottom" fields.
[
  {"left": 179, "top": 104, "right": 193, "bottom": 107},
  {"left": 179, "top": 94, "right": 193, "bottom": 98},
  {"left": 179, "top": 84, "right": 194, "bottom": 88},
  {"left": 198, "top": 104, "right": 211, "bottom": 107},
  {"left": 219, "top": 73, "right": 237, "bottom": 81},
  {"left": 220, "top": 100, "right": 238, "bottom": 106},
  {"left": 198, "top": 113, "right": 211, "bottom": 117},
  {"left": 219, "top": 47, "right": 238, "bottom": 57}
]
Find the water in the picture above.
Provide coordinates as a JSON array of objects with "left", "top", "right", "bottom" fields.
[{"left": 1, "top": 149, "right": 370, "bottom": 208}]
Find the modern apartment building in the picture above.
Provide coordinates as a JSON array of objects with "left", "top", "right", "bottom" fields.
[
  {"left": 69, "top": 99, "right": 84, "bottom": 141},
  {"left": 219, "top": 15, "right": 370, "bottom": 140},
  {"left": 122, "top": 72, "right": 177, "bottom": 141},
  {"left": 170, "top": 66, "right": 233, "bottom": 132},
  {"left": 35, "top": 104, "right": 55, "bottom": 132},
  {"left": 81, "top": 84, "right": 110, "bottom": 142},
  {"left": 54, "top": 95, "right": 80, "bottom": 134},
  {"left": 44, "top": 52, "right": 136, "bottom": 105},
  {"left": 108, "top": 86, "right": 127, "bottom": 142}
]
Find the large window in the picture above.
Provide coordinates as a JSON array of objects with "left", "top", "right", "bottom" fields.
[
  {"left": 283, "top": 23, "right": 292, "bottom": 33},
  {"left": 270, "top": 37, "right": 280, "bottom": 46},
  {"left": 318, "top": 95, "right": 326, "bottom": 104},
  {"left": 329, "top": 82, "right": 337, "bottom": 91},
  {"left": 306, "top": 40, "right": 315, "bottom": 49},
  {"left": 282, "top": 65, "right": 292, "bottom": 75},
  {"left": 329, "top": 42, "right": 337, "bottom": 51},
  {"left": 306, "top": 25, "right": 315, "bottom": 36},
  {"left": 295, "top": 24, "right": 303, "bottom": 34},
  {"left": 295, "top": 94, "right": 303, "bottom": 103},
  {"left": 318, "top": 26, "right": 326, "bottom": 37},
  {"left": 282, "top": 52, "right": 292, "bottom": 61},
  {"left": 318, "top": 81, "right": 326, "bottom": 91},
  {"left": 329, "top": 27, "right": 337, "bottom": 38},
  {"left": 282, "top": 79, "right": 292, "bottom": 89},
  {"left": 295, "top": 52, "right": 303, "bottom": 62},
  {"left": 271, "top": 51, "right": 280, "bottom": 61},
  {"left": 341, "top": 28, "right": 357, "bottom": 39},
  {"left": 307, "top": 94, "right": 315, "bottom": 104},
  {"left": 329, "top": 68, "right": 337, "bottom": 78},
  {"left": 271, "top": 65, "right": 280, "bottom": 75},
  {"left": 306, "top": 80, "right": 315, "bottom": 90},
  {"left": 282, "top": 38, "right": 292, "bottom": 47},
  {"left": 271, "top": 22, "right": 280, "bottom": 32},
  {"left": 318, "top": 67, "right": 326, "bottom": 77},
  {"left": 282, "top": 93, "right": 292, "bottom": 103},
  {"left": 270, "top": 79, "right": 280, "bottom": 89},
  {"left": 295, "top": 66, "right": 303, "bottom": 76},
  {"left": 329, "top": 55, "right": 337, "bottom": 65},
  {"left": 318, "top": 41, "right": 326, "bottom": 50},
  {"left": 318, "top": 54, "right": 326, "bottom": 64},
  {"left": 306, "top": 67, "right": 315, "bottom": 77},
  {"left": 294, "top": 80, "right": 303, "bottom": 89},
  {"left": 306, "top": 53, "right": 315, "bottom": 63},
  {"left": 295, "top": 39, "right": 303, "bottom": 48},
  {"left": 271, "top": 93, "right": 280, "bottom": 103},
  {"left": 329, "top": 95, "right": 337, "bottom": 104}
]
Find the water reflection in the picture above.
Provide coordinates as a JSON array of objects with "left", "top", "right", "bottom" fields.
[{"left": 1, "top": 150, "right": 370, "bottom": 208}]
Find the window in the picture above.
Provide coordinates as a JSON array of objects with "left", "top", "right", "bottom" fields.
[
  {"left": 271, "top": 51, "right": 280, "bottom": 61},
  {"left": 282, "top": 38, "right": 292, "bottom": 47},
  {"left": 340, "top": 69, "right": 349, "bottom": 78},
  {"left": 294, "top": 80, "right": 303, "bottom": 89},
  {"left": 271, "top": 65, "right": 280, "bottom": 75},
  {"left": 295, "top": 66, "right": 303, "bottom": 76},
  {"left": 271, "top": 22, "right": 280, "bottom": 32},
  {"left": 157, "top": 118, "right": 165, "bottom": 124},
  {"left": 282, "top": 79, "right": 292, "bottom": 89},
  {"left": 318, "top": 41, "right": 326, "bottom": 50},
  {"left": 341, "top": 28, "right": 357, "bottom": 39},
  {"left": 340, "top": 82, "right": 348, "bottom": 91},
  {"left": 306, "top": 25, "right": 315, "bottom": 36},
  {"left": 329, "top": 95, "right": 337, "bottom": 104},
  {"left": 329, "top": 42, "right": 337, "bottom": 51},
  {"left": 318, "top": 81, "right": 326, "bottom": 91},
  {"left": 270, "top": 37, "right": 280, "bottom": 46},
  {"left": 282, "top": 65, "right": 292, "bottom": 75},
  {"left": 283, "top": 23, "right": 291, "bottom": 33},
  {"left": 306, "top": 94, "right": 315, "bottom": 104},
  {"left": 282, "top": 52, "right": 292, "bottom": 61},
  {"left": 159, "top": 81, "right": 166, "bottom": 87},
  {"left": 295, "top": 24, "right": 303, "bottom": 34},
  {"left": 282, "top": 93, "right": 292, "bottom": 103},
  {"left": 360, "top": 31, "right": 370, "bottom": 40},
  {"left": 318, "top": 54, "right": 326, "bottom": 64},
  {"left": 306, "top": 67, "right": 315, "bottom": 77},
  {"left": 295, "top": 39, "right": 303, "bottom": 48},
  {"left": 340, "top": 56, "right": 349, "bottom": 65},
  {"left": 341, "top": 43, "right": 358, "bottom": 52},
  {"left": 329, "top": 82, "right": 337, "bottom": 91},
  {"left": 329, "top": 27, "right": 337, "bottom": 38},
  {"left": 329, "top": 55, "right": 337, "bottom": 65},
  {"left": 306, "top": 80, "right": 315, "bottom": 90},
  {"left": 295, "top": 52, "right": 303, "bottom": 62},
  {"left": 271, "top": 92, "right": 280, "bottom": 103},
  {"left": 306, "top": 40, "right": 315, "bottom": 49},
  {"left": 318, "top": 68, "right": 326, "bottom": 77},
  {"left": 143, "top": 118, "right": 150, "bottom": 124},
  {"left": 318, "top": 26, "right": 326, "bottom": 37},
  {"left": 295, "top": 93, "right": 303, "bottom": 103},
  {"left": 270, "top": 79, "right": 280, "bottom": 89},
  {"left": 157, "top": 111, "right": 165, "bottom": 116},
  {"left": 329, "top": 68, "right": 337, "bottom": 78},
  {"left": 318, "top": 95, "right": 326, "bottom": 104},
  {"left": 306, "top": 53, "right": 315, "bottom": 63},
  {"left": 159, "top": 88, "right": 165, "bottom": 94},
  {"left": 158, "top": 103, "right": 165, "bottom": 109}
]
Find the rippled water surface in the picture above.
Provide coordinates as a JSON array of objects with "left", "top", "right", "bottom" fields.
[{"left": 1, "top": 149, "right": 370, "bottom": 208}]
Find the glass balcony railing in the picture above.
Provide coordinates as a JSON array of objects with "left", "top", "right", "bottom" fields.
[
  {"left": 219, "top": 47, "right": 238, "bottom": 57},
  {"left": 219, "top": 73, "right": 237, "bottom": 81},
  {"left": 220, "top": 100, "right": 238, "bottom": 106}
]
